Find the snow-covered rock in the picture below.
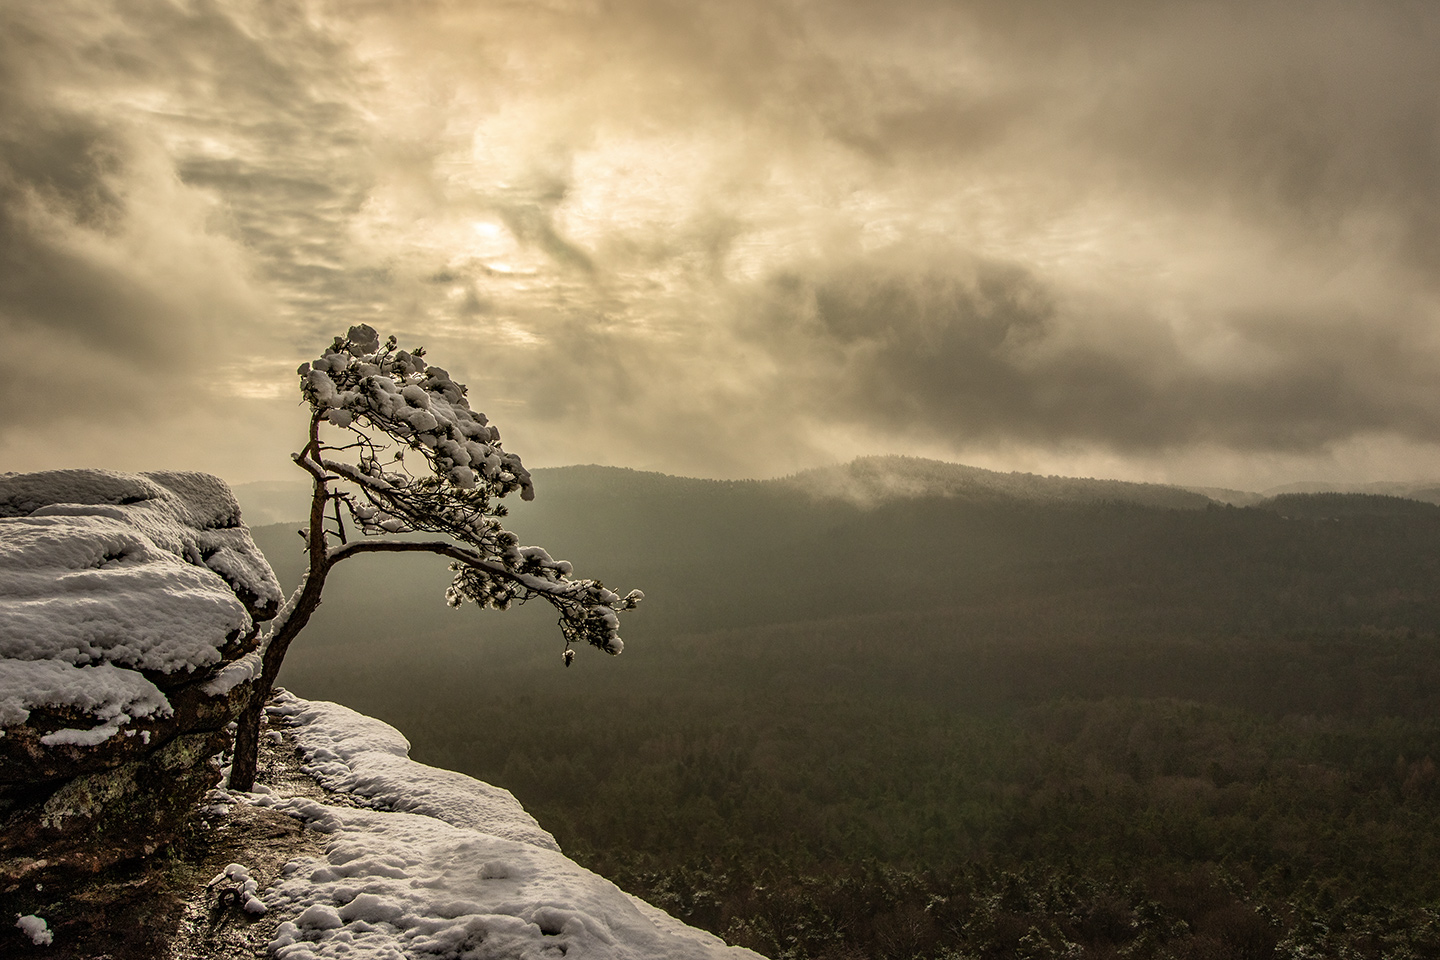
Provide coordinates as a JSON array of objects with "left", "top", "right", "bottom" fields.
[
  {"left": 0, "top": 469, "right": 280, "bottom": 678},
  {"left": 251, "top": 693, "right": 765, "bottom": 960},
  {"left": 0, "top": 469, "right": 282, "bottom": 887}
]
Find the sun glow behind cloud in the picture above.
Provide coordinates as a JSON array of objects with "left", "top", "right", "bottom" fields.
[{"left": 3, "top": 0, "right": 1439, "bottom": 487}]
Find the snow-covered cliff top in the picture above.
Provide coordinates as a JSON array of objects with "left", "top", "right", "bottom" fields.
[
  {"left": 0, "top": 468, "right": 758, "bottom": 958},
  {"left": 0, "top": 469, "right": 281, "bottom": 742},
  {"left": 244, "top": 692, "right": 765, "bottom": 960}
]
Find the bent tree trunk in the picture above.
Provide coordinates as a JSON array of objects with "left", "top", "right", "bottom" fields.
[
  {"left": 228, "top": 570, "right": 327, "bottom": 792},
  {"left": 229, "top": 444, "right": 332, "bottom": 793}
]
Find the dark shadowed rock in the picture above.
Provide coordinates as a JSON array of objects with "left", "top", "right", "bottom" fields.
[{"left": 0, "top": 469, "right": 282, "bottom": 889}]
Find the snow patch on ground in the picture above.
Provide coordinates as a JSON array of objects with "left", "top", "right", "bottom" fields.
[
  {"left": 266, "top": 692, "right": 558, "bottom": 851},
  {"left": 251, "top": 692, "right": 764, "bottom": 960},
  {"left": 15, "top": 914, "right": 52, "bottom": 946},
  {"left": 208, "top": 862, "right": 269, "bottom": 916}
]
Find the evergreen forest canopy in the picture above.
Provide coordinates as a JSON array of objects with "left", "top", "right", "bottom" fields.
[{"left": 249, "top": 458, "right": 1440, "bottom": 959}]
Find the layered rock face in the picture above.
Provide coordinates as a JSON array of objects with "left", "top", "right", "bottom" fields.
[{"left": 0, "top": 469, "right": 282, "bottom": 889}]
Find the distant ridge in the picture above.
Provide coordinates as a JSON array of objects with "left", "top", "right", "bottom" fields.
[
  {"left": 1253, "top": 491, "right": 1440, "bottom": 519},
  {"left": 779, "top": 456, "right": 1215, "bottom": 510},
  {"left": 235, "top": 459, "right": 1440, "bottom": 526},
  {"left": 1259, "top": 479, "right": 1440, "bottom": 505},
  {"left": 236, "top": 458, "right": 1219, "bottom": 524},
  {"left": 1179, "top": 485, "right": 1267, "bottom": 507}
]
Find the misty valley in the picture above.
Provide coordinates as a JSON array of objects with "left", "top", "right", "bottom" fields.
[{"left": 252, "top": 459, "right": 1440, "bottom": 959}]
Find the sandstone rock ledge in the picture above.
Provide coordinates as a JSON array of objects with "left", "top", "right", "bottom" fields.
[{"left": 0, "top": 469, "right": 282, "bottom": 890}]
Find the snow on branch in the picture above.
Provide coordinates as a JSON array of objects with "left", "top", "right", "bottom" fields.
[{"left": 296, "top": 325, "right": 641, "bottom": 658}]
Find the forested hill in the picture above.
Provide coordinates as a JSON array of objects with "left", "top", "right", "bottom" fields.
[
  {"left": 252, "top": 463, "right": 1440, "bottom": 734},
  {"left": 250, "top": 458, "right": 1233, "bottom": 636},
  {"left": 388, "top": 462, "right": 1440, "bottom": 638},
  {"left": 250, "top": 464, "right": 1440, "bottom": 959}
]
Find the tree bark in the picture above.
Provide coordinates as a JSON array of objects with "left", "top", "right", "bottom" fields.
[
  {"left": 229, "top": 425, "right": 332, "bottom": 792},
  {"left": 226, "top": 569, "right": 328, "bottom": 791}
]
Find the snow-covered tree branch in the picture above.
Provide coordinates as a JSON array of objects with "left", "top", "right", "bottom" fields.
[{"left": 229, "top": 325, "right": 641, "bottom": 791}]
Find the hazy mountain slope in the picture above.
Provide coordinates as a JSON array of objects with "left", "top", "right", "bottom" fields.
[
  {"left": 249, "top": 460, "right": 1440, "bottom": 646},
  {"left": 259, "top": 466, "right": 1440, "bottom": 713},
  {"left": 253, "top": 465, "right": 1440, "bottom": 682},
  {"left": 1179, "top": 485, "right": 1268, "bottom": 506},
  {"left": 237, "top": 454, "right": 1218, "bottom": 535}
]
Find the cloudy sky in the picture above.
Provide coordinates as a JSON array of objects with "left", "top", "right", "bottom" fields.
[{"left": 3, "top": 0, "right": 1438, "bottom": 489}]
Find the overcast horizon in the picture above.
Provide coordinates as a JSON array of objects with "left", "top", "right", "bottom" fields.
[{"left": 4, "top": 0, "right": 1439, "bottom": 491}]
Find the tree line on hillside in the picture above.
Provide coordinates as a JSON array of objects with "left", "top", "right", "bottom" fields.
[{"left": 289, "top": 623, "right": 1440, "bottom": 959}]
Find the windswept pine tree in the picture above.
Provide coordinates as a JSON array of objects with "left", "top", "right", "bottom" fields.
[{"left": 228, "top": 325, "right": 641, "bottom": 790}]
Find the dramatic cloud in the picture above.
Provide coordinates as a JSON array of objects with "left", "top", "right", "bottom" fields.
[{"left": 3, "top": 0, "right": 1438, "bottom": 488}]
